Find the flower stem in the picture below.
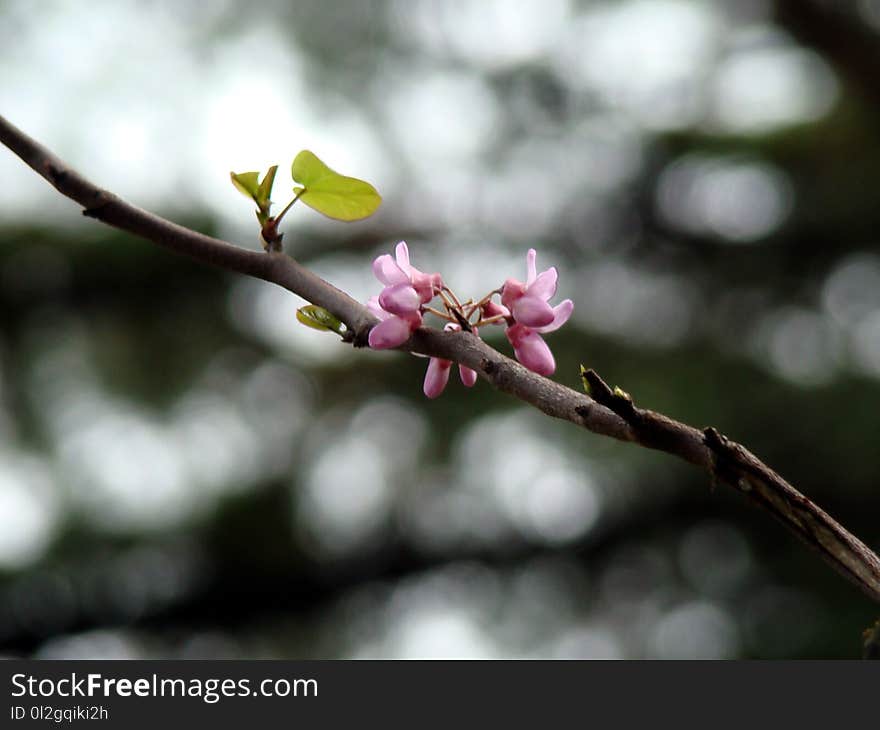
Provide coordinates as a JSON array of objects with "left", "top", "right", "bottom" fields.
[
  {"left": 423, "top": 306, "right": 455, "bottom": 321},
  {"left": 274, "top": 188, "right": 306, "bottom": 226},
  {"left": 442, "top": 285, "right": 463, "bottom": 310},
  {"left": 475, "top": 314, "right": 506, "bottom": 327}
]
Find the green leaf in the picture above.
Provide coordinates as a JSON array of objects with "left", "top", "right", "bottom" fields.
[
  {"left": 291, "top": 150, "right": 335, "bottom": 187},
  {"left": 291, "top": 150, "right": 382, "bottom": 221},
  {"left": 579, "top": 364, "right": 592, "bottom": 395},
  {"left": 230, "top": 171, "right": 261, "bottom": 200},
  {"left": 296, "top": 305, "right": 345, "bottom": 335},
  {"left": 256, "top": 165, "right": 278, "bottom": 210}
]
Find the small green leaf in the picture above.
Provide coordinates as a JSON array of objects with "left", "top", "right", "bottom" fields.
[
  {"left": 256, "top": 165, "right": 278, "bottom": 209},
  {"left": 291, "top": 150, "right": 382, "bottom": 222},
  {"left": 612, "top": 385, "right": 631, "bottom": 401},
  {"left": 230, "top": 171, "right": 261, "bottom": 200},
  {"left": 296, "top": 305, "right": 345, "bottom": 335},
  {"left": 579, "top": 364, "right": 592, "bottom": 395}
]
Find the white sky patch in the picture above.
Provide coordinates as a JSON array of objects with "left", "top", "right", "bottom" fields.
[
  {"left": 480, "top": 123, "right": 644, "bottom": 239},
  {"left": 393, "top": 0, "right": 572, "bottom": 71},
  {"left": 572, "top": 262, "right": 697, "bottom": 347},
  {"left": 383, "top": 69, "right": 499, "bottom": 174},
  {"left": 750, "top": 306, "right": 843, "bottom": 386},
  {"left": 710, "top": 29, "right": 839, "bottom": 134},
  {"left": 850, "top": 311, "right": 880, "bottom": 378},
  {"left": 296, "top": 398, "right": 427, "bottom": 558},
  {"left": 351, "top": 562, "right": 505, "bottom": 658},
  {"left": 0, "top": 452, "right": 61, "bottom": 569},
  {"left": 650, "top": 601, "right": 739, "bottom": 659},
  {"left": 385, "top": 607, "right": 499, "bottom": 659},
  {"left": 22, "top": 315, "right": 290, "bottom": 534},
  {"left": 549, "top": 625, "right": 624, "bottom": 659},
  {"left": 299, "top": 436, "right": 393, "bottom": 556},
  {"left": 556, "top": 0, "right": 723, "bottom": 130},
  {"left": 821, "top": 253, "right": 880, "bottom": 330},
  {"left": 450, "top": 411, "right": 603, "bottom": 547},
  {"left": 35, "top": 629, "right": 147, "bottom": 660},
  {"left": 169, "top": 393, "right": 262, "bottom": 496},
  {"left": 56, "top": 404, "right": 193, "bottom": 532},
  {"left": 402, "top": 411, "right": 604, "bottom": 551},
  {"left": 656, "top": 154, "right": 793, "bottom": 242}
]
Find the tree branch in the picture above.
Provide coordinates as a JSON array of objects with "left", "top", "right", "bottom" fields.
[{"left": 2, "top": 113, "right": 879, "bottom": 605}]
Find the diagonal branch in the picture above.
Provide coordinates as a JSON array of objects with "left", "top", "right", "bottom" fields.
[{"left": 2, "top": 113, "right": 879, "bottom": 605}]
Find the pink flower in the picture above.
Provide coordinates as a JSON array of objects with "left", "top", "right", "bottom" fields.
[
  {"left": 423, "top": 324, "right": 478, "bottom": 398},
  {"left": 372, "top": 241, "right": 442, "bottom": 307},
  {"left": 367, "top": 295, "right": 421, "bottom": 349},
  {"left": 505, "top": 299, "right": 573, "bottom": 375},
  {"left": 368, "top": 241, "right": 444, "bottom": 349},
  {"left": 501, "top": 248, "right": 559, "bottom": 328},
  {"left": 378, "top": 282, "right": 422, "bottom": 316},
  {"left": 368, "top": 241, "right": 442, "bottom": 349},
  {"left": 364, "top": 241, "right": 573, "bottom": 391}
]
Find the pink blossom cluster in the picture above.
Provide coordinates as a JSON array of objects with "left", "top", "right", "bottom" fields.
[{"left": 367, "top": 242, "right": 573, "bottom": 398}]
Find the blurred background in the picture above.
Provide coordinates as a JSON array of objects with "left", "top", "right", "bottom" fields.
[{"left": 1, "top": 0, "right": 879, "bottom": 659}]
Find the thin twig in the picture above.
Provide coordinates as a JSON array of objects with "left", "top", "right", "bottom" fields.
[{"left": 2, "top": 113, "right": 879, "bottom": 604}]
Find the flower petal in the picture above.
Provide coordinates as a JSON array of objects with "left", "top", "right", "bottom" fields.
[
  {"left": 534, "top": 298, "right": 573, "bottom": 333},
  {"left": 368, "top": 315, "right": 412, "bottom": 349},
  {"left": 500, "top": 278, "right": 526, "bottom": 312},
  {"left": 482, "top": 300, "right": 510, "bottom": 320},
  {"left": 507, "top": 324, "right": 556, "bottom": 375},
  {"left": 410, "top": 271, "right": 441, "bottom": 303},
  {"left": 459, "top": 364, "right": 478, "bottom": 387},
  {"left": 512, "top": 294, "right": 555, "bottom": 328},
  {"left": 395, "top": 241, "right": 412, "bottom": 273},
  {"left": 423, "top": 357, "right": 452, "bottom": 398},
  {"left": 379, "top": 283, "right": 422, "bottom": 315},
  {"left": 372, "top": 254, "right": 409, "bottom": 286},
  {"left": 526, "top": 248, "right": 538, "bottom": 286},
  {"left": 528, "top": 267, "right": 558, "bottom": 301},
  {"left": 366, "top": 295, "right": 389, "bottom": 320}
]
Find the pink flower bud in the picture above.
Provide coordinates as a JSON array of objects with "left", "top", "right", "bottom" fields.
[
  {"left": 378, "top": 282, "right": 422, "bottom": 315},
  {"left": 421, "top": 323, "right": 480, "bottom": 397},
  {"left": 368, "top": 311, "right": 421, "bottom": 349},
  {"left": 423, "top": 356, "right": 453, "bottom": 398},
  {"left": 481, "top": 300, "right": 510, "bottom": 320},
  {"left": 459, "top": 364, "right": 478, "bottom": 387}
]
